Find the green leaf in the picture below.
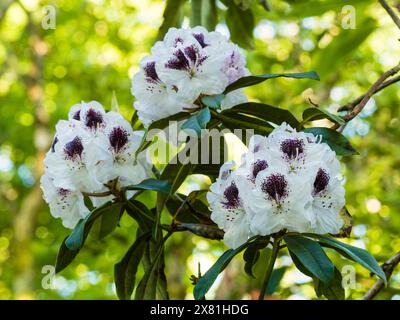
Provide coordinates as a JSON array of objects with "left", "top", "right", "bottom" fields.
[
  {"left": 165, "top": 192, "right": 212, "bottom": 224},
  {"left": 222, "top": 102, "right": 301, "bottom": 128},
  {"left": 314, "top": 267, "right": 345, "bottom": 300},
  {"left": 285, "top": 235, "right": 334, "bottom": 285},
  {"left": 156, "top": 158, "right": 193, "bottom": 238},
  {"left": 266, "top": 267, "right": 287, "bottom": 295},
  {"left": 304, "top": 127, "right": 358, "bottom": 156},
  {"left": 178, "top": 223, "right": 224, "bottom": 240},
  {"left": 114, "top": 231, "right": 151, "bottom": 300},
  {"left": 222, "top": 0, "right": 255, "bottom": 49},
  {"left": 125, "top": 199, "right": 154, "bottom": 230},
  {"left": 302, "top": 107, "right": 345, "bottom": 126},
  {"left": 65, "top": 201, "right": 116, "bottom": 251},
  {"left": 201, "top": 94, "right": 225, "bottom": 109},
  {"left": 213, "top": 110, "right": 273, "bottom": 136},
  {"left": 224, "top": 71, "right": 320, "bottom": 94},
  {"left": 134, "top": 236, "right": 166, "bottom": 299},
  {"left": 124, "top": 178, "right": 172, "bottom": 193},
  {"left": 243, "top": 237, "right": 270, "bottom": 278},
  {"left": 307, "top": 234, "right": 387, "bottom": 284},
  {"left": 194, "top": 241, "right": 250, "bottom": 300},
  {"left": 98, "top": 203, "right": 123, "bottom": 239},
  {"left": 181, "top": 107, "right": 211, "bottom": 136},
  {"left": 55, "top": 238, "right": 80, "bottom": 273},
  {"left": 148, "top": 112, "right": 190, "bottom": 132},
  {"left": 157, "top": 0, "right": 185, "bottom": 40}
]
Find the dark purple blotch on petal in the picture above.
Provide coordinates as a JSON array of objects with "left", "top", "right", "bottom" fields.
[
  {"left": 261, "top": 173, "right": 288, "bottom": 202},
  {"left": 165, "top": 49, "right": 190, "bottom": 71},
  {"left": 184, "top": 45, "right": 198, "bottom": 64},
  {"left": 144, "top": 61, "right": 161, "bottom": 84},
  {"left": 193, "top": 33, "right": 208, "bottom": 48},
  {"left": 280, "top": 138, "right": 304, "bottom": 159},
  {"left": 109, "top": 127, "right": 129, "bottom": 153},
  {"left": 64, "top": 136, "right": 84, "bottom": 160},
  {"left": 85, "top": 108, "right": 104, "bottom": 129},
  {"left": 223, "top": 182, "right": 240, "bottom": 209},
  {"left": 73, "top": 110, "right": 81, "bottom": 121},
  {"left": 313, "top": 168, "right": 330, "bottom": 194},
  {"left": 252, "top": 160, "right": 268, "bottom": 180}
]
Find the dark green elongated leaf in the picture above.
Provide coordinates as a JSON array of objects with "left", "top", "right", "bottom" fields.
[
  {"left": 157, "top": 0, "right": 185, "bottom": 40},
  {"left": 124, "top": 178, "right": 172, "bottom": 193},
  {"left": 306, "top": 234, "right": 387, "bottom": 284},
  {"left": 194, "top": 241, "right": 250, "bottom": 300},
  {"left": 191, "top": 163, "right": 221, "bottom": 177},
  {"left": 285, "top": 235, "right": 334, "bottom": 285},
  {"left": 266, "top": 267, "right": 287, "bottom": 295},
  {"left": 178, "top": 223, "right": 223, "bottom": 240},
  {"left": 148, "top": 112, "right": 190, "bottom": 132},
  {"left": 201, "top": 94, "right": 225, "bottom": 110},
  {"left": 224, "top": 71, "right": 320, "bottom": 94},
  {"left": 223, "top": 102, "right": 301, "bottom": 128},
  {"left": 222, "top": 0, "right": 255, "bottom": 49},
  {"left": 55, "top": 238, "right": 80, "bottom": 273},
  {"left": 302, "top": 107, "right": 345, "bottom": 126},
  {"left": 131, "top": 110, "right": 144, "bottom": 130},
  {"left": 125, "top": 199, "right": 154, "bottom": 230},
  {"left": 98, "top": 203, "right": 123, "bottom": 239},
  {"left": 65, "top": 201, "right": 116, "bottom": 251},
  {"left": 314, "top": 267, "right": 345, "bottom": 300},
  {"left": 213, "top": 110, "right": 273, "bottom": 135},
  {"left": 243, "top": 237, "right": 270, "bottom": 278},
  {"left": 156, "top": 251, "right": 169, "bottom": 300},
  {"left": 134, "top": 236, "right": 166, "bottom": 300},
  {"left": 181, "top": 107, "right": 211, "bottom": 136},
  {"left": 83, "top": 195, "right": 94, "bottom": 211},
  {"left": 304, "top": 127, "right": 358, "bottom": 156},
  {"left": 165, "top": 192, "right": 212, "bottom": 224},
  {"left": 114, "top": 231, "right": 151, "bottom": 300},
  {"left": 156, "top": 158, "right": 193, "bottom": 238}
]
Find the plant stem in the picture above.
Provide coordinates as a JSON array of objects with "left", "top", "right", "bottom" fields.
[{"left": 258, "top": 238, "right": 281, "bottom": 300}]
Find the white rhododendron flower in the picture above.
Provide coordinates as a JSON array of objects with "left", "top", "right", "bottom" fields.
[
  {"left": 41, "top": 101, "right": 151, "bottom": 228},
  {"left": 207, "top": 161, "right": 253, "bottom": 249},
  {"left": 208, "top": 123, "right": 346, "bottom": 249},
  {"left": 131, "top": 26, "right": 250, "bottom": 127}
]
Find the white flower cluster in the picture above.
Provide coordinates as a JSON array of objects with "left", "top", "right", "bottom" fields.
[
  {"left": 131, "top": 26, "right": 249, "bottom": 127},
  {"left": 40, "top": 101, "right": 150, "bottom": 228},
  {"left": 207, "top": 123, "right": 345, "bottom": 249}
]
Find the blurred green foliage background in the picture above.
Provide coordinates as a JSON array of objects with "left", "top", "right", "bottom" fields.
[{"left": 0, "top": 0, "right": 399, "bottom": 300}]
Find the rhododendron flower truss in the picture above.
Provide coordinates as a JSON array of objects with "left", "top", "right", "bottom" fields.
[
  {"left": 195, "top": 124, "right": 386, "bottom": 301},
  {"left": 42, "top": 23, "right": 388, "bottom": 301}
]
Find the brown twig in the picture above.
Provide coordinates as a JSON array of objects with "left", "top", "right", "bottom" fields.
[
  {"left": 379, "top": 0, "right": 400, "bottom": 30},
  {"left": 81, "top": 190, "right": 113, "bottom": 197},
  {"left": 338, "top": 75, "right": 400, "bottom": 112},
  {"left": 332, "top": 62, "right": 400, "bottom": 130},
  {"left": 364, "top": 251, "right": 400, "bottom": 300}
]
